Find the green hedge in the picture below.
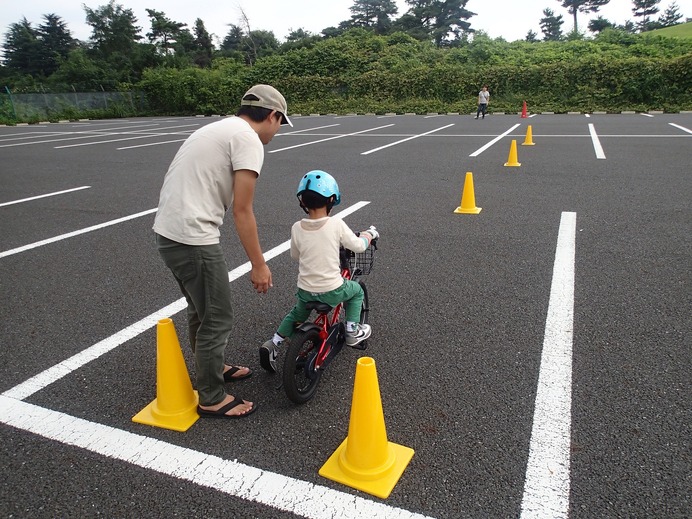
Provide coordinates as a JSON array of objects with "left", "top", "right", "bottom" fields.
[{"left": 135, "top": 54, "right": 691, "bottom": 115}]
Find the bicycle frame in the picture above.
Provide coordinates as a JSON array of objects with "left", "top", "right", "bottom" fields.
[
  {"left": 295, "top": 263, "right": 352, "bottom": 371},
  {"left": 282, "top": 241, "right": 374, "bottom": 404}
]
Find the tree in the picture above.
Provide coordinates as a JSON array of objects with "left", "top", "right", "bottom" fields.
[
  {"left": 540, "top": 8, "right": 565, "bottom": 41},
  {"left": 658, "top": 2, "right": 683, "bottom": 27},
  {"left": 349, "top": 0, "right": 399, "bottom": 34},
  {"left": 525, "top": 30, "right": 539, "bottom": 42},
  {"left": 145, "top": 9, "right": 187, "bottom": 55},
  {"left": 632, "top": 0, "right": 661, "bottom": 32},
  {"left": 281, "top": 28, "right": 322, "bottom": 52},
  {"left": 588, "top": 15, "right": 615, "bottom": 33},
  {"left": 49, "top": 47, "right": 103, "bottom": 89},
  {"left": 2, "top": 18, "right": 43, "bottom": 76},
  {"left": 403, "top": 0, "right": 476, "bottom": 47},
  {"left": 191, "top": 19, "right": 214, "bottom": 67},
  {"left": 557, "top": 0, "right": 610, "bottom": 32},
  {"left": 83, "top": 2, "right": 161, "bottom": 86},
  {"left": 84, "top": 1, "right": 142, "bottom": 58},
  {"left": 37, "top": 14, "right": 76, "bottom": 76}
]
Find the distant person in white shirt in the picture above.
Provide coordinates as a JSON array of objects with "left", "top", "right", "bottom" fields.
[
  {"left": 259, "top": 170, "right": 379, "bottom": 373},
  {"left": 475, "top": 85, "right": 490, "bottom": 119}
]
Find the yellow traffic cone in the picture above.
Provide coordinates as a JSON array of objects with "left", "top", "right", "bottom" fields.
[
  {"left": 454, "top": 172, "right": 482, "bottom": 214},
  {"left": 522, "top": 125, "right": 535, "bottom": 146},
  {"left": 504, "top": 139, "right": 521, "bottom": 167},
  {"left": 132, "top": 318, "right": 199, "bottom": 432},
  {"left": 319, "top": 357, "right": 414, "bottom": 499}
]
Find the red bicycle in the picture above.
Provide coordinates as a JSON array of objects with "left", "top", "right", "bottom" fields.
[{"left": 282, "top": 233, "right": 378, "bottom": 404}]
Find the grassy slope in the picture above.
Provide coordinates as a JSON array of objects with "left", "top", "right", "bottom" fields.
[{"left": 648, "top": 21, "right": 692, "bottom": 39}]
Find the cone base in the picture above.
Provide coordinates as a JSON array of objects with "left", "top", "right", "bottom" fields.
[
  {"left": 132, "top": 391, "right": 199, "bottom": 432},
  {"left": 454, "top": 206, "right": 481, "bottom": 214},
  {"left": 521, "top": 142, "right": 535, "bottom": 146},
  {"left": 504, "top": 162, "right": 521, "bottom": 167},
  {"left": 319, "top": 438, "right": 415, "bottom": 499}
]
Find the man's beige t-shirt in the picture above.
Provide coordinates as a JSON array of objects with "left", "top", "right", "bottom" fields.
[{"left": 153, "top": 116, "right": 264, "bottom": 245}]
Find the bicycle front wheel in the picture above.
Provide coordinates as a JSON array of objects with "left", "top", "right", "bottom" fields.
[
  {"left": 283, "top": 329, "right": 323, "bottom": 404},
  {"left": 359, "top": 281, "right": 369, "bottom": 325}
]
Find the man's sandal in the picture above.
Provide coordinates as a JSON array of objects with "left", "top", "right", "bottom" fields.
[
  {"left": 197, "top": 397, "right": 257, "bottom": 419},
  {"left": 223, "top": 365, "right": 252, "bottom": 382}
]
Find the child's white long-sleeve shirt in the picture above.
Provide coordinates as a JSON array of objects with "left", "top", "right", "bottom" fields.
[{"left": 290, "top": 216, "right": 368, "bottom": 293}]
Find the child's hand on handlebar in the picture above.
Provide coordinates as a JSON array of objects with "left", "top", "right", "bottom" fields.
[{"left": 362, "top": 225, "right": 379, "bottom": 241}]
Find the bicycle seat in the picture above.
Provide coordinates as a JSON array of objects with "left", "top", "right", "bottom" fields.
[{"left": 305, "top": 301, "right": 333, "bottom": 314}]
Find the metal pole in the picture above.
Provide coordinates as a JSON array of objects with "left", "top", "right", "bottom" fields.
[{"left": 4, "top": 86, "right": 17, "bottom": 119}]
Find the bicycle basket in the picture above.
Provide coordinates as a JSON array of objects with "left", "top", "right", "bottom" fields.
[{"left": 348, "top": 244, "right": 376, "bottom": 276}]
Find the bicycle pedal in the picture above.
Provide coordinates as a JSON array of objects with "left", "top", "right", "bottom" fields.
[{"left": 349, "top": 341, "right": 368, "bottom": 351}]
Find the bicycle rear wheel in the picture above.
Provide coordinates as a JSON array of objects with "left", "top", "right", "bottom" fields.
[{"left": 283, "top": 329, "right": 323, "bottom": 404}]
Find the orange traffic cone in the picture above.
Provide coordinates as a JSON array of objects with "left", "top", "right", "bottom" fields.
[
  {"left": 522, "top": 125, "right": 535, "bottom": 146},
  {"left": 319, "top": 357, "right": 414, "bottom": 499},
  {"left": 521, "top": 100, "right": 528, "bottom": 118},
  {"left": 504, "top": 139, "right": 521, "bottom": 167},
  {"left": 132, "top": 318, "right": 199, "bottom": 432},
  {"left": 454, "top": 172, "right": 482, "bottom": 214}
]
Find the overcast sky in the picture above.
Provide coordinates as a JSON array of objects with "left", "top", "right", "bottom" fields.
[{"left": 0, "top": 0, "right": 687, "bottom": 45}]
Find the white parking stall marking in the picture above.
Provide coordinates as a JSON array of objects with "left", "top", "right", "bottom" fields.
[
  {"left": 269, "top": 124, "right": 395, "bottom": 153},
  {"left": 469, "top": 124, "right": 521, "bottom": 157},
  {"left": 0, "top": 186, "right": 90, "bottom": 208},
  {"left": 0, "top": 123, "right": 169, "bottom": 148},
  {"left": 669, "top": 123, "right": 692, "bottom": 134},
  {"left": 54, "top": 124, "right": 201, "bottom": 148},
  {"left": 278, "top": 124, "right": 341, "bottom": 135},
  {"left": 0, "top": 131, "right": 74, "bottom": 142},
  {"left": 0, "top": 208, "right": 157, "bottom": 259},
  {"left": 588, "top": 123, "right": 606, "bottom": 159},
  {"left": 2, "top": 202, "right": 368, "bottom": 399},
  {"left": 0, "top": 397, "right": 432, "bottom": 519},
  {"left": 520, "top": 211, "right": 576, "bottom": 519},
  {"left": 0, "top": 201, "right": 431, "bottom": 519},
  {"left": 117, "top": 138, "right": 189, "bottom": 150},
  {"left": 361, "top": 124, "right": 455, "bottom": 155}
]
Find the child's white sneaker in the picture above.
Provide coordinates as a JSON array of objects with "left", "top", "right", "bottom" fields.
[
  {"left": 259, "top": 340, "right": 279, "bottom": 373},
  {"left": 345, "top": 324, "right": 371, "bottom": 346}
]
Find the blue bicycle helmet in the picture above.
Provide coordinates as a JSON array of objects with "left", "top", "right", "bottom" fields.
[{"left": 296, "top": 170, "right": 341, "bottom": 206}]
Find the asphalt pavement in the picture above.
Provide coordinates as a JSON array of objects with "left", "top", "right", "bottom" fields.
[{"left": 0, "top": 112, "right": 689, "bottom": 518}]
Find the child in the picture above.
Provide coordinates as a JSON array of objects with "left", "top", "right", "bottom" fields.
[{"left": 259, "top": 170, "right": 378, "bottom": 373}]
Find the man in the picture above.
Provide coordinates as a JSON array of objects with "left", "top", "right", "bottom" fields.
[
  {"left": 475, "top": 85, "right": 490, "bottom": 119},
  {"left": 153, "top": 84, "right": 292, "bottom": 418}
]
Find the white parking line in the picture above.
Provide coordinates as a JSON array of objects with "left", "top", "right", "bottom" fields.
[
  {"left": 55, "top": 124, "right": 200, "bottom": 148},
  {"left": 0, "top": 208, "right": 157, "bottom": 259},
  {"left": 0, "top": 123, "right": 167, "bottom": 147},
  {"left": 2, "top": 202, "right": 369, "bottom": 399},
  {"left": 0, "top": 396, "right": 431, "bottom": 519},
  {"left": 588, "top": 124, "right": 606, "bottom": 159},
  {"left": 269, "top": 125, "right": 394, "bottom": 153},
  {"left": 361, "top": 124, "right": 455, "bottom": 155},
  {"left": 0, "top": 186, "right": 90, "bottom": 208},
  {"left": 520, "top": 211, "right": 576, "bottom": 519},
  {"left": 469, "top": 124, "right": 521, "bottom": 157},
  {"left": 279, "top": 124, "right": 340, "bottom": 135},
  {"left": 669, "top": 123, "right": 692, "bottom": 134},
  {"left": 0, "top": 200, "right": 431, "bottom": 519},
  {"left": 117, "top": 138, "right": 188, "bottom": 150}
]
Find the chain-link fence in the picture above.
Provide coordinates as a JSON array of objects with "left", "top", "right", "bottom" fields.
[{"left": 1, "top": 90, "right": 146, "bottom": 121}]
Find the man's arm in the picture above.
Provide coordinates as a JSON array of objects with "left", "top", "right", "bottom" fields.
[{"left": 233, "top": 169, "right": 272, "bottom": 293}]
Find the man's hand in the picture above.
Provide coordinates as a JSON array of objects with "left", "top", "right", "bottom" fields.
[{"left": 251, "top": 263, "right": 273, "bottom": 293}]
